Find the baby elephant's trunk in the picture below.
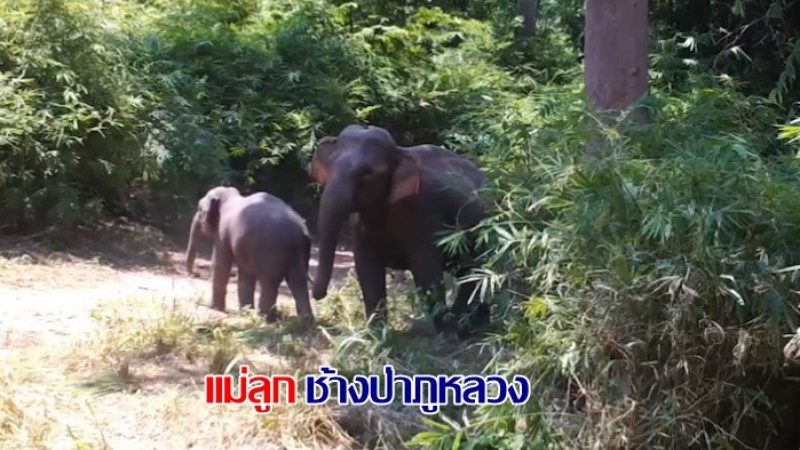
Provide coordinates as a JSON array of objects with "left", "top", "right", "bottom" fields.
[{"left": 185, "top": 212, "right": 201, "bottom": 275}]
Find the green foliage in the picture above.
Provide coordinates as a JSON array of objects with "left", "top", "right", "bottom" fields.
[
  {"left": 0, "top": 0, "right": 575, "bottom": 229},
  {"left": 451, "top": 74, "right": 800, "bottom": 449},
  {"left": 649, "top": 0, "right": 800, "bottom": 102},
  {"left": 0, "top": 0, "right": 149, "bottom": 228}
]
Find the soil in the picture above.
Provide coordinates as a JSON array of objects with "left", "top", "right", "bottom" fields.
[{"left": 0, "top": 219, "right": 360, "bottom": 450}]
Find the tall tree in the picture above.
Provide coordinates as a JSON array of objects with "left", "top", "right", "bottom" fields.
[{"left": 584, "top": 0, "right": 649, "bottom": 156}]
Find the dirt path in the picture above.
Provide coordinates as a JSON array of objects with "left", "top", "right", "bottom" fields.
[
  {"left": 0, "top": 246, "right": 355, "bottom": 351},
  {"left": 0, "top": 222, "right": 367, "bottom": 450}
]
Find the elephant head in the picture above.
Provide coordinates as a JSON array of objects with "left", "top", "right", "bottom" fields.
[
  {"left": 309, "top": 125, "right": 422, "bottom": 299},
  {"left": 185, "top": 186, "right": 241, "bottom": 275}
]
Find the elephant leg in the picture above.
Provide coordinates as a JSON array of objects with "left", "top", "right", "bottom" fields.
[
  {"left": 286, "top": 256, "right": 315, "bottom": 325},
  {"left": 406, "top": 245, "right": 448, "bottom": 334},
  {"left": 354, "top": 233, "right": 388, "bottom": 327},
  {"left": 237, "top": 271, "right": 256, "bottom": 310},
  {"left": 257, "top": 274, "right": 282, "bottom": 323},
  {"left": 210, "top": 244, "right": 233, "bottom": 312},
  {"left": 451, "top": 266, "right": 489, "bottom": 339}
]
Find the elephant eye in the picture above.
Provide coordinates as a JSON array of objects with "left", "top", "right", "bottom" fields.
[
  {"left": 367, "top": 163, "right": 390, "bottom": 177},
  {"left": 357, "top": 172, "right": 372, "bottom": 185},
  {"left": 353, "top": 165, "right": 372, "bottom": 178}
]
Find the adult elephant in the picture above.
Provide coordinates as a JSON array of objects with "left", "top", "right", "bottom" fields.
[
  {"left": 185, "top": 186, "right": 315, "bottom": 324},
  {"left": 309, "top": 124, "right": 490, "bottom": 338}
]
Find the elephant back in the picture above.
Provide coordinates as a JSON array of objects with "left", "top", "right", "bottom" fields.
[
  {"left": 402, "top": 144, "right": 485, "bottom": 190},
  {"left": 402, "top": 144, "right": 487, "bottom": 229}
]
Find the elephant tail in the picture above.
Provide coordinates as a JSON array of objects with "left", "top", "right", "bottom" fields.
[{"left": 302, "top": 234, "right": 314, "bottom": 285}]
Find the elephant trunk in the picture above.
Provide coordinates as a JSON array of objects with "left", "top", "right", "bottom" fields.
[
  {"left": 185, "top": 212, "right": 201, "bottom": 275},
  {"left": 313, "top": 173, "right": 354, "bottom": 300}
]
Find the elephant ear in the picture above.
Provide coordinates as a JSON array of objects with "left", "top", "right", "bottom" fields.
[
  {"left": 310, "top": 136, "right": 339, "bottom": 186},
  {"left": 389, "top": 150, "right": 422, "bottom": 203}
]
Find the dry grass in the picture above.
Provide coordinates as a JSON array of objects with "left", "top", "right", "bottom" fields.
[{"left": 0, "top": 221, "right": 492, "bottom": 450}]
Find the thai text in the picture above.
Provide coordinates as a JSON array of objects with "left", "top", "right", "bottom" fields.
[
  {"left": 204, "top": 365, "right": 297, "bottom": 413},
  {"left": 304, "top": 364, "right": 531, "bottom": 414}
]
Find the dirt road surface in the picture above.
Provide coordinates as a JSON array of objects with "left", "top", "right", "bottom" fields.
[{"left": 0, "top": 222, "right": 368, "bottom": 450}]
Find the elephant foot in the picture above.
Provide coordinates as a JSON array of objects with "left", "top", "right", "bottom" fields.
[
  {"left": 433, "top": 310, "right": 460, "bottom": 337},
  {"left": 298, "top": 315, "right": 317, "bottom": 331},
  {"left": 432, "top": 312, "right": 446, "bottom": 334},
  {"left": 210, "top": 303, "right": 226, "bottom": 313},
  {"left": 263, "top": 310, "right": 280, "bottom": 323},
  {"left": 364, "top": 309, "right": 388, "bottom": 330},
  {"left": 470, "top": 302, "right": 491, "bottom": 329},
  {"left": 312, "top": 287, "right": 327, "bottom": 301},
  {"left": 434, "top": 303, "right": 491, "bottom": 341},
  {"left": 456, "top": 303, "right": 491, "bottom": 341},
  {"left": 365, "top": 319, "right": 388, "bottom": 335},
  {"left": 453, "top": 321, "right": 479, "bottom": 341},
  {"left": 456, "top": 325, "right": 475, "bottom": 341}
]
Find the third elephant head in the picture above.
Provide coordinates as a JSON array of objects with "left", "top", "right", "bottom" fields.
[{"left": 308, "top": 124, "right": 422, "bottom": 299}]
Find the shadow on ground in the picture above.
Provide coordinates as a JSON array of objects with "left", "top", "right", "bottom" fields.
[
  {"left": 0, "top": 217, "right": 186, "bottom": 273},
  {"left": 0, "top": 217, "right": 359, "bottom": 286}
]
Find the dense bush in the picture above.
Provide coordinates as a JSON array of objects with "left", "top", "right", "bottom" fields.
[
  {"left": 0, "top": 0, "right": 149, "bottom": 228},
  {"left": 3, "top": 0, "right": 800, "bottom": 449},
  {"left": 0, "top": 0, "right": 559, "bottom": 229},
  {"left": 434, "top": 74, "right": 800, "bottom": 449}
]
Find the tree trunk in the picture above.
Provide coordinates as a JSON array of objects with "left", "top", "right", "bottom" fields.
[
  {"left": 517, "top": 0, "right": 539, "bottom": 38},
  {"left": 584, "top": 0, "right": 649, "bottom": 157}
]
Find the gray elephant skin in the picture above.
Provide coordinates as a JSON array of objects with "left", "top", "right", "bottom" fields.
[
  {"left": 185, "top": 186, "right": 315, "bottom": 324},
  {"left": 309, "top": 124, "right": 490, "bottom": 337}
]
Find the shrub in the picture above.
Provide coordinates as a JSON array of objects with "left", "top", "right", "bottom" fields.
[
  {"left": 431, "top": 73, "right": 800, "bottom": 449},
  {"left": 0, "top": 0, "right": 149, "bottom": 229}
]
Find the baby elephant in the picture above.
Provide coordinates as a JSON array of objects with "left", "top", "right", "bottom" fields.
[{"left": 185, "top": 186, "right": 314, "bottom": 324}]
